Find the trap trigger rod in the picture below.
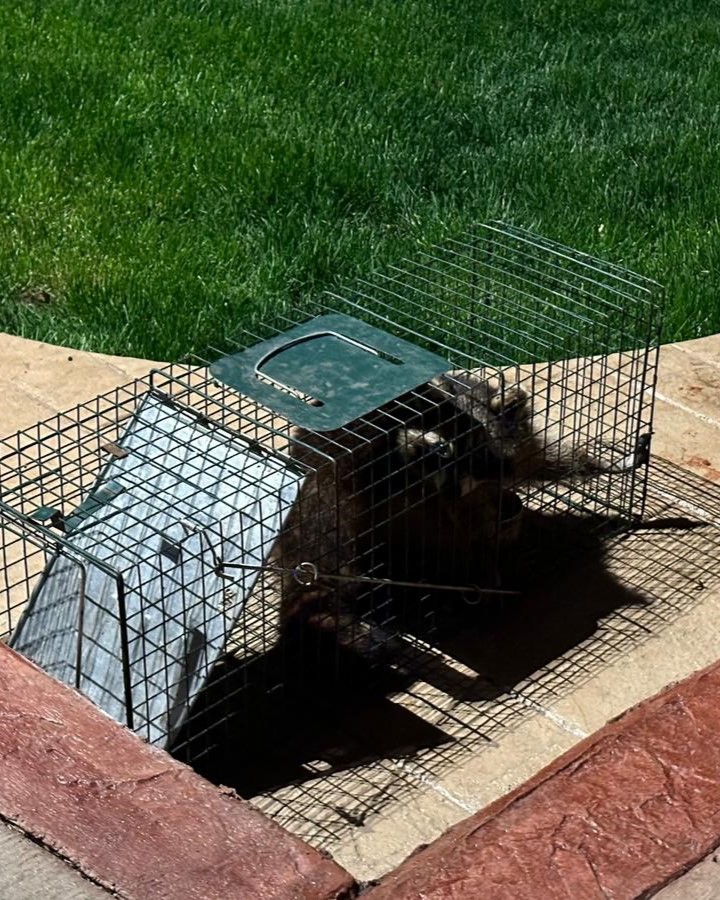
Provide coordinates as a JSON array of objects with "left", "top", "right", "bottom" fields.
[
  {"left": 218, "top": 560, "right": 520, "bottom": 598},
  {"left": 293, "top": 562, "right": 521, "bottom": 598}
]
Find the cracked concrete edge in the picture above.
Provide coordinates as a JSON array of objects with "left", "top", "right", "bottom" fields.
[
  {"left": 362, "top": 656, "right": 720, "bottom": 899},
  {"left": 0, "top": 644, "right": 356, "bottom": 900}
]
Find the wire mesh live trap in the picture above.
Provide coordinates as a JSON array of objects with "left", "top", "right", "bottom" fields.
[{"left": 0, "top": 223, "right": 662, "bottom": 773}]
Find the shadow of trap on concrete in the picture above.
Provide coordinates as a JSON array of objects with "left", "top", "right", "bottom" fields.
[{"left": 174, "top": 458, "right": 720, "bottom": 849}]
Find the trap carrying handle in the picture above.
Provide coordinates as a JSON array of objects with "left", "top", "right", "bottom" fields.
[{"left": 209, "top": 313, "right": 450, "bottom": 431}]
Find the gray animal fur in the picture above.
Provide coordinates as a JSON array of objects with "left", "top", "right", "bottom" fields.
[{"left": 272, "top": 369, "right": 649, "bottom": 654}]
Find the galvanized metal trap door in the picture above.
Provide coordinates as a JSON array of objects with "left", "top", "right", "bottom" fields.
[{"left": 11, "top": 392, "right": 304, "bottom": 747}]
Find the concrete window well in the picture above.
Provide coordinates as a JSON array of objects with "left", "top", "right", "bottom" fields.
[{"left": 2, "top": 226, "right": 720, "bottom": 899}]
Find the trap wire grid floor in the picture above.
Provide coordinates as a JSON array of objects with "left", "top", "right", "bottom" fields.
[
  {"left": 246, "top": 455, "right": 720, "bottom": 880},
  {"left": 1, "top": 331, "right": 720, "bottom": 891}
]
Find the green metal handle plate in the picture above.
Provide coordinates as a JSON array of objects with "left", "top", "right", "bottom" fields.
[{"left": 211, "top": 314, "right": 449, "bottom": 431}]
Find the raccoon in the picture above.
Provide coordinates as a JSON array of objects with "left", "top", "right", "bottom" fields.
[
  {"left": 272, "top": 369, "right": 649, "bottom": 657},
  {"left": 434, "top": 371, "right": 650, "bottom": 481},
  {"left": 273, "top": 380, "right": 457, "bottom": 648}
]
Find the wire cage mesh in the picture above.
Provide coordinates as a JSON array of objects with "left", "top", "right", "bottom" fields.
[{"left": 0, "top": 223, "right": 662, "bottom": 777}]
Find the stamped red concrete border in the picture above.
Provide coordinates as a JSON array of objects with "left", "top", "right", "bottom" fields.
[
  {"left": 0, "top": 644, "right": 355, "bottom": 900},
  {"left": 7, "top": 628, "right": 720, "bottom": 900},
  {"left": 365, "top": 659, "right": 720, "bottom": 900}
]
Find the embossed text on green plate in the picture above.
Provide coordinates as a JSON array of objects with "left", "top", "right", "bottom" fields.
[{"left": 210, "top": 314, "right": 449, "bottom": 431}]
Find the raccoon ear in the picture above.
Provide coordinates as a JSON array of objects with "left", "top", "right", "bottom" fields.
[
  {"left": 434, "top": 370, "right": 485, "bottom": 395},
  {"left": 395, "top": 427, "right": 422, "bottom": 462},
  {"left": 485, "top": 376, "right": 502, "bottom": 398},
  {"left": 435, "top": 371, "right": 491, "bottom": 422}
]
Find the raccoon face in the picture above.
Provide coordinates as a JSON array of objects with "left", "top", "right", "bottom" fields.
[
  {"left": 393, "top": 425, "right": 462, "bottom": 497},
  {"left": 395, "top": 427, "right": 455, "bottom": 462},
  {"left": 393, "top": 374, "right": 532, "bottom": 490}
]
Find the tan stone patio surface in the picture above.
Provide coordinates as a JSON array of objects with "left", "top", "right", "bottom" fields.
[{"left": 0, "top": 331, "right": 719, "bottom": 896}]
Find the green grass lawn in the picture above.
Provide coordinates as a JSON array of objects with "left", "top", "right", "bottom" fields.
[{"left": 1, "top": 0, "right": 719, "bottom": 361}]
